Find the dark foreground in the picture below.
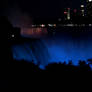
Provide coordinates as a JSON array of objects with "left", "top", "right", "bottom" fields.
[{"left": 0, "top": 58, "right": 92, "bottom": 88}]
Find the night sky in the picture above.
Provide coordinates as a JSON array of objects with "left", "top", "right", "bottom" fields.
[{"left": 0, "top": 0, "right": 83, "bottom": 19}]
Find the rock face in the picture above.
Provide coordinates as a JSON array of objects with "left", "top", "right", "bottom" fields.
[
  {"left": 0, "top": 16, "right": 13, "bottom": 64},
  {"left": 0, "top": 16, "right": 14, "bottom": 82}
]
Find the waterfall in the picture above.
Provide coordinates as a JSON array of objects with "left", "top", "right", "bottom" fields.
[
  {"left": 12, "top": 39, "right": 50, "bottom": 67},
  {"left": 12, "top": 28, "right": 92, "bottom": 68}
]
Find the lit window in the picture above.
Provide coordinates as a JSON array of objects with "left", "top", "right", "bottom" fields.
[
  {"left": 12, "top": 34, "right": 15, "bottom": 38},
  {"left": 81, "top": 5, "right": 84, "bottom": 7}
]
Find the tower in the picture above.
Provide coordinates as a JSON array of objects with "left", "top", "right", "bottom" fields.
[
  {"left": 67, "top": 8, "right": 71, "bottom": 20},
  {"left": 64, "top": 8, "right": 71, "bottom": 20},
  {"left": 80, "top": 5, "right": 85, "bottom": 16}
]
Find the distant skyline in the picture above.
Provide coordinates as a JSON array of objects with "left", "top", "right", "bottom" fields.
[{"left": 0, "top": 0, "right": 85, "bottom": 19}]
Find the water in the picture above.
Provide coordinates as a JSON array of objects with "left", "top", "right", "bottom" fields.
[
  {"left": 12, "top": 28, "right": 92, "bottom": 69},
  {"left": 12, "top": 39, "right": 50, "bottom": 67}
]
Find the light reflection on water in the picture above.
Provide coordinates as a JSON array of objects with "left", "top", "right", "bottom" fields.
[{"left": 12, "top": 29, "right": 92, "bottom": 69}]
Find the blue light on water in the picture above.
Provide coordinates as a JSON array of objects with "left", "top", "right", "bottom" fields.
[{"left": 12, "top": 30, "right": 92, "bottom": 69}]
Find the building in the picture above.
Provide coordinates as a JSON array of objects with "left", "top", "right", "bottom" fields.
[
  {"left": 64, "top": 8, "right": 71, "bottom": 20},
  {"left": 80, "top": 5, "right": 85, "bottom": 16},
  {"left": 86, "top": 0, "right": 92, "bottom": 16}
]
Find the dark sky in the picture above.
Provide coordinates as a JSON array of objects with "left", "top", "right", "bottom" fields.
[{"left": 0, "top": 0, "right": 83, "bottom": 19}]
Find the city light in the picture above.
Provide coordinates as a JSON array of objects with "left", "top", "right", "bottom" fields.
[
  {"left": 58, "top": 18, "right": 62, "bottom": 21},
  {"left": 12, "top": 34, "right": 15, "bottom": 38},
  {"left": 53, "top": 24, "right": 56, "bottom": 27},
  {"left": 41, "top": 24, "right": 45, "bottom": 27},
  {"left": 89, "top": 0, "right": 92, "bottom": 2},
  {"left": 48, "top": 24, "right": 53, "bottom": 27},
  {"left": 89, "top": 24, "right": 92, "bottom": 26},
  {"left": 64, "top": 11, "right": 67, "bottom": 14},
  {"left": 81, "top": 5, "right": 84, "bottom": 7},
  {"left": 32, "top": 25, "right": 36, "bottom": 27}
]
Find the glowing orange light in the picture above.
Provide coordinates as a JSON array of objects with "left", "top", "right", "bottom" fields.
[
  {"left": 54, "top": 24, "right": 56, "bottom": 27},
  {"left": 21, "top": 27, "right": 48, "bottom": 38}
]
